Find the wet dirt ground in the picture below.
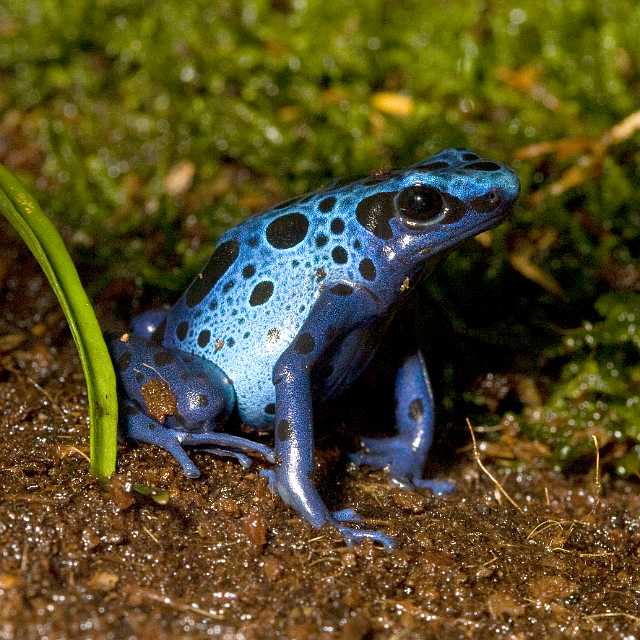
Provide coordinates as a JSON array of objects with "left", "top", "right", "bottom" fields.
[{"left": 1, "top": 237, "right": 640, "bottom": 640}]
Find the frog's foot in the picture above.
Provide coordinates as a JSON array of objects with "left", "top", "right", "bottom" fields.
[
  {"left": 259, "top": 470, "right": 395, "bottom": 548},
  {"left": 259, "top": 467, "right": 278, "bottom": 493},
  {"left": 181, "top": 432, "right": 275, "bottom": 464},
  {"left": 331, "top": 508, "right": 363, "bottom": 522},
  {"left": 124, "top": 401, "right": 274, "bottom": 477},
  {"left": 126, "top": 409, "right": 203, "bottom": 478},
  {"left": 333, "top": 509, "right": 395, "bottom": 548},
  {"left": 196, "top": 447, "right": 253, "bottom": 469},
  {"left": 335, "top": 525, "right": 396, "bottom": 549},
  {"left": 350, "top": 436, "right": 454, "bottom": 495}
]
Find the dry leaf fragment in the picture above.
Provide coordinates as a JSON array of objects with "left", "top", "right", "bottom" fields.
[
  {"left": 0, "top": 574, "right": 21, "bottom": 589},
  {"left": 475, "top": 230, "right": 493, "bottom": 248},
  {"left": 0, "top": 333, "right": 27, "bottom": 353},
  {"left": 528, "top": 575, "right": 577, "bottom": 602},
  {"left": 242, "top": 513, "right": 268, "bottom": 549},
  {"left": 602, "top": 109, "right": 640, "bottom": 145},
  {"left": 487, "top": 592, "right": 524, "bottom": 619},
  {"left": 238, "top": 194, "right": 270, "bottom": 211},
  {"left": 509, "top": 229, "right": 564, "bottom": 297},
  {"left": 515, "top": 137, "right": 593, "bottom": 161},
  {"left": 371, "top": 92, "right": 415, "bottom": 117},
  {"left": 509, "top": 252, "right": 564, "bottom": 297},
  {"left": 519, "top": 108, "right": 640, "bottom": 204},
  {"left": 164, "top": 160, "right": 195, "bottom": 196},
  {"left": 88, "top": 571, "right": 119, "bottom": 591},
  {"left": 141, "top": 378, "right": 177, "bottom": 423},
  {"left": 497, "top": 65, "right": 560, "bottom": 111}
]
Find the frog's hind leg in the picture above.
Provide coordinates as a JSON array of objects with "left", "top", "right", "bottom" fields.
[
  {"left": 350, "top": 350, "right": 454, "bottom": 494},
  {"left": 109, "top": 331, "right": 235, "bottom": 427},
  {"left": 123, "top": 403, "right": 274, "bottom": 477},
  {"left": 124, "top": 402, "right": 203, "bottom": 478},
  {"left": 180, "top": 432, "right": 274, "bottom": 463},
  {"left": 110, "top": 332, "right": 274, "bottom": 476}
]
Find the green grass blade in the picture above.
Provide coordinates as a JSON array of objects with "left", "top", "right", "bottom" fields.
[{"left": 0, "top": 165, "right": 117, "bottom": 479}]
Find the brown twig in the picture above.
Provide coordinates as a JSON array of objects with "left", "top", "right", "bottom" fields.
[
  {"left": 587, "top": 612, "right": 640, "bottom": 624},
  {"left": 519, "top": 108, "right": 640, "bottom": 205},
  {"left": 526, "top": 519, "right": 564, "bottom": 541},
  {"left": 550, "top": 548, "right": 613, "bottom": 558},
  {"left": 592, "top": 434, "right": 602, "bottom": 503},
  {"left": 466, "top": 418, "right": 523, "bottom": 513},
  {"left": 57, "top": 444, "right": 90, "bottom": 464},
  {"left": 142, "top": 526, "right": 160, "bottom": 545},
  {"left": 308, "top": 556, "right": 342, "bottom": 568},
  {"left": 131, "top": 588, "right": 226, "bottom": 620}
]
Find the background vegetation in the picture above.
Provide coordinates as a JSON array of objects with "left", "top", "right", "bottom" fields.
[{"left": 1, "top": 0, "right": 639, "bottom": 475}]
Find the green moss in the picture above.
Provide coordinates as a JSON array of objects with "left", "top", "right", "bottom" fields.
[{"left": 524, "top": 293, "right": 640, "bottom": 474}]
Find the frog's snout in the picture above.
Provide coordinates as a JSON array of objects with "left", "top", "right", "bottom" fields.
[
  {"left": 464, "top": 160, "right": 520, "bottom": 219},
  {"left": 498, "top": 166, "right": 521, "bottom": 210},
  {"left": 433, "top": 148, "right": 520, "bottom": 215}
]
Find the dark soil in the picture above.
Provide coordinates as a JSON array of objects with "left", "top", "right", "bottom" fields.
[{"left": 1, "top": 236, "right": 639, "bottom": 640}]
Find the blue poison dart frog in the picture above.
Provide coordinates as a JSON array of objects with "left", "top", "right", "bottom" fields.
[{"left": 109, "top": 148, "right": 519, "bottom": 548}]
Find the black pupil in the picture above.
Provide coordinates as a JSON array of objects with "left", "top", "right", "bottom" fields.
[{"left": 396, "top": 186, "right": 443, "bottom": 223}]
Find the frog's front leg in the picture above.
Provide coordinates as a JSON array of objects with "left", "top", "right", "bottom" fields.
[
  {"left": 351, "top": 351, "right": 454, "bottom": 494},
  {"left": 261, "top": 283, "right": 394, "bottom": 549}
]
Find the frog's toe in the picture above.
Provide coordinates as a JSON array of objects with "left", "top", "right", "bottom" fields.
[
  {"left": 259, "top": 468, "right": 278, "bottom": 493},
  {"left": 125, "top": 410, "right": 203, "bottom": 479},
  {"left": 198, "top": 447, "right": 253, "bottom": 469},
  {"left": 163, "top": 440, "right": 202, "bottom": 478},
  {"left": 350, "top": 437, "right": 454, "bottom": 496},
  {"left": 336, "top": 525, "right": 395, "bottom": 549},
  {"left": 178, "top": 460, "right": 202, "bottom": 480},
  {"left": 182, "top": 432, "right": 275, "bottom": 464},
  {"left": 331, "top": 508, "right": 363, "bottom": 523}
]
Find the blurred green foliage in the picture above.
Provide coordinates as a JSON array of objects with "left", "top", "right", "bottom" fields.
[
  {"left": 0, "top": 0, "right": 639, "bottom": 473},
  {"left": 524, "top": 293, "right": 640, "bottom": 475}
]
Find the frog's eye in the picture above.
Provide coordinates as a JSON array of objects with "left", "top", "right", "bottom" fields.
[{"left": 395, "top": 186, "right": 444, "bottom": 225}]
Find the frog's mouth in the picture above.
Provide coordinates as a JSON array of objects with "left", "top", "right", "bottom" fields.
[{"left": 412, "top": 211, "right": 511, "bottom": 259}]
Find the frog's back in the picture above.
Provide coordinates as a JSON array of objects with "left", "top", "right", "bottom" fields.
[
  {"left": 161, "top": 149, "right": 521, "bottom": 428},
  {"left": 163, "top": 181, "right": 385, "bottom": 426}
]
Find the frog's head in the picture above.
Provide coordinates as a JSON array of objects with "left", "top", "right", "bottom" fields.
[{"left": 352, "top": 148, "right": 519, "bottom": 269}]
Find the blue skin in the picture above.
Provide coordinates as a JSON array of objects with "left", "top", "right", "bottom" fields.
[{"left": 109, "top": 148, "right": 519, "bottom": 548}]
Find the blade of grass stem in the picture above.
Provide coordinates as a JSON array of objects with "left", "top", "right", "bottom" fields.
[{"left": 0, "top": 165, "right": 117, "bottom": 478}]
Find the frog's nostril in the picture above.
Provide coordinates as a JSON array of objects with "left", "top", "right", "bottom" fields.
[{"left": 470, "top": 190, "right": 502, "bottom": 213}]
